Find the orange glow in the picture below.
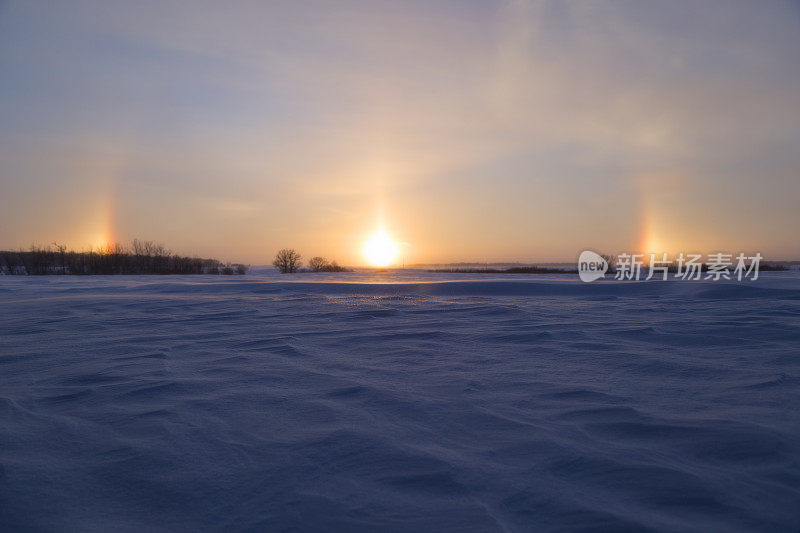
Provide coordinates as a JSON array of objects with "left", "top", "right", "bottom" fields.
[
  {"left": 90, "top": 203, "right": 116, "bottom": 252},
  {"left": 363, "top": 229, "right": 399, "bottom": 267},
  {"left": 640, "top": 230, "right": 663, "bottom": 256}
]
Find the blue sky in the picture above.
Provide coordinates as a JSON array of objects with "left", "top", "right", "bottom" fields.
[{"left": 1, "top": 0, "right": 799, "bottom": 263}]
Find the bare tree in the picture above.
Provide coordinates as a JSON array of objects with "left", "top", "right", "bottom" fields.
[
  {"left": 52, "top": 242, "right": 66, "bottom": 273},
  {"left": 308, "top": 256, "right": 328, "bottom": 272},
  {"left": 273, "top": 249, "right": 302, "bottom": 273}
]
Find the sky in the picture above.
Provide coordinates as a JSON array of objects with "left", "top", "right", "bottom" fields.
[{"left": 1, "top": 0, "right": 799, "bottom": 265}]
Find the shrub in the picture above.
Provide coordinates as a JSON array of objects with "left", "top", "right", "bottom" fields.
[
  {"left": 321, "top": 260, "right": 350, "bottom": 272},
  {"left": 308, "top": 256, "right": 328, "bottom": 272}
]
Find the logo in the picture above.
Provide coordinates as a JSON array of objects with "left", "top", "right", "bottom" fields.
[
  {"left": 577, "top": 251, "right": 762, "bottom": 282},
  {"left": 578, "top": 250, "right": 608, "bottom": 282}
]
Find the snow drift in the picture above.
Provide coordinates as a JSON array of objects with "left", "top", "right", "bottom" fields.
[{"left": 1, "top": 271, "right": 799, "bottom": 530}]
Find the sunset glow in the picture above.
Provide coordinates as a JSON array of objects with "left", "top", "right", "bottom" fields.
[
  {"left": 0, "top": 1, "right": 798, "bottom": 262},
  {"left": 1, "top": 2, "right": 799, "bottom": 530},
  {"left": 363, "top": 230, "right": 399, "bottom": 267}
]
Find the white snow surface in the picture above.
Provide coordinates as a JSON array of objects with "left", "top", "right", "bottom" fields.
[{"left": 1, "top": 269, "right": 799, "bottom": 531}]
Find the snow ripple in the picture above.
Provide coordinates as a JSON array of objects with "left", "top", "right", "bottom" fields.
[{"left": 1, "top": 273, "right": 799, "bottom": 531}]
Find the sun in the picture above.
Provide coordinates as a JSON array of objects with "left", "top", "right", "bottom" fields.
[{"left": 363, "top": 229, "right": 399, "bottom": 267}]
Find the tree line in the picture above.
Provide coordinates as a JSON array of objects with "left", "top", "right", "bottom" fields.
[
  {"left": 272, "top": 249, "right": 350, "bottom": 273},
  {"left": 0, "top": 240, "right": 248, "bottom": 275}
]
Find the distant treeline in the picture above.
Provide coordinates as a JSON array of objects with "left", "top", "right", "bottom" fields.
[
  {"left": 622, "top": 263, "right": 787, "bottom": 274},
  {"left": 0, "top": 240, "right": 248, "bottom": 275},
  {"left": 430, "top": 267, "right": 577, "bottom": 274},
  {"left": 432, "top": 263, "right": 787, "bottom": 275}
]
